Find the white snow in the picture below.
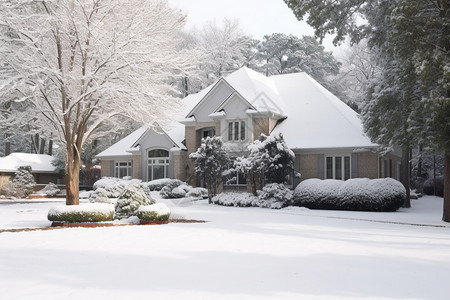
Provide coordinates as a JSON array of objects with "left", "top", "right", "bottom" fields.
[
  {"left": 95, "top": 128, "right": 147, "bottom": 158},
  {"left": 138, "top": 203, "right": 170, "bottom": 216},
  {"left": 0, "top": 195, "right": 449, "bottom": 299},
  {"left": 0, "top": 153, "right": 56, "bottom": 173},
  {"left": 47, "top": 203, "right": 115, "bottom": 218}
]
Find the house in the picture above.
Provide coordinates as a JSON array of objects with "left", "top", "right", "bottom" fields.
[
  {"left": 96, "top": 67, "right": 401, "bottom": 190},
  {"left": 0, "top": 152, "right": 64, "bottom": 191}
]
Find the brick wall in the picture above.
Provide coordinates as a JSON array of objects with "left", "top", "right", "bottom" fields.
[
  {"left": 299, "top": 154, "right": 319, "bottom": 181},
  {"left": 132, "top": 154, "right": 142, "bottom": 179},
  {"left": 358, "top": 152, "right": 379, "bottom": 179},
  {"left": 100, "top": 160, "right": 111, "bottom": 178}
]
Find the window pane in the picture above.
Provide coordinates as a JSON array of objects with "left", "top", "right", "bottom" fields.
[
  {"left": 234, "top": 122, "right": 239, "bottom": 140},
  {"left": 335, "top": 157, "right": 342, "bottom": 180},
  {"left": 148, "top": 149, "right": 169, "bottom": 158},
  {"left": 240, "top": 121, "right": 245, "bottom": 140},
  {"left": 344, "top": 156, "right": 350, "bottom": 180},
  {"left": 153, "top": 165, "right": 165, "bottom": 180},
  {"left": 326, "top": 157, "right": 333, "bottom": 179},
  {"left": 228, "top": 123, "right": 233, "bottom": 140},
  {"left": 119, "top": 168, "right": 127, "bottom": 178},
  {"left": 238, "top": 171, "right": 247, "bottom": 185}
]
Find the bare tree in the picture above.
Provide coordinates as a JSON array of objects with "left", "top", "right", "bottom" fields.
[{"left": 0, "top": 0, "right": 194, "bottom": 205}]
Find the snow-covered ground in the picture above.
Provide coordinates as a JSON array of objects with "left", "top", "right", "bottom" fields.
[{"left": 0, "top": 194, "right": 449, "bottom": 299}]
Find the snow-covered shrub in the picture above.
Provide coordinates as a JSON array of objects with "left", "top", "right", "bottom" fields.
[
  {"left": 159, "top": 179, "right": 189, "bottom": 199},
  {"left": 38, "top": 182, "right": 61, "bottom": 196},
  {"left": 171, "top": 186, "right": 187, "bottom": 198},
  {"left": 8, "top": 166, "right": 36, "bottom": 198},
  {"left": 186, "top": 187, "right": 208, "bottom": 199},
  {"left": 136, "top": 203, "right": 171, "bottom": 221},
  {"left": 211, "top": 192, "right": 258, "bottom": 207},
  {"left": 257, "top": 183, "right": 293, "bottom": 209},
  {"left": 48, "top": 203, "right": 115, "bottom": 222},
  {"left": 143, "top": 178, "right": 173, "bottom": 191},
  {"left": 423, "top": 176, "right": 444, "bottom": 197},
  {"left": 293, "top": 178, "right": 406, "bottom": 212},
  {"left": 114, "top": 185, "right": 155, "bottom": 219},
  {"left": 93, "top": 177, "right": 120, "bottom": 190},
  {"left": 89, "top": 188, "right": 117, "bottom": 204}
]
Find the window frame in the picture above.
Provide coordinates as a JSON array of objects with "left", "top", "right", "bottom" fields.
[
  {"left": 227, "top": 120, "right": 246, "bottom": 141},
  {"left": 325, "top": 155, "right": 351, "bottom": 180},
  {"left": 114, "top": 161, "right": 132, "bottom": 178},
  {"left": 147, "top": 149, "right": 170, "bottom": 181}
]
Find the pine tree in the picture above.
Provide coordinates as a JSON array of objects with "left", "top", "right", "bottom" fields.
[
  {"left": 12, "top": 166, "right": 36, "bottom": 197},
  {"left": 284, "top": 0, "right": 450, "bottom": 218},
  {"left": 190, "top": 137, "right": 231, "bottom": 203}
]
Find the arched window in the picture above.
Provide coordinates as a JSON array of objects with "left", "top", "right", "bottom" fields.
[{"left": 147, "top": 149, "right": 169, "bottom": 181}]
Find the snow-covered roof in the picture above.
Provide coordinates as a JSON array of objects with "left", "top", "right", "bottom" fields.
[
  {"left": 270, "top": 72, "right": 378, "bottom": 149},
  {"left": 0, "top": 153, "right": 57, "bottom": 173},
  {"left": 96, "top": 127, "right": 147, "bottom": 158}
]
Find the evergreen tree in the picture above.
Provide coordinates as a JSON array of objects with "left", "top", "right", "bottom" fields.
[
  {"left": 190, "top": 137, "right": 231, "bottom": 203},
  {"left": 12, "top": 166, "right": 36, "bottom": 197},
  {"left": 284, "top": 0, "right": 450, "bottom": 218}
]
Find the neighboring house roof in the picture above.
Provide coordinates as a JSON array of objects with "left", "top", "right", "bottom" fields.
[{"left": 0, "top": 153, "right": 57, "bottom": 173}]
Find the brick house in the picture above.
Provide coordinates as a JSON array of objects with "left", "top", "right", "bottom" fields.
[{"left": 96, "top": 67, "right": 401, "bottom": 189}]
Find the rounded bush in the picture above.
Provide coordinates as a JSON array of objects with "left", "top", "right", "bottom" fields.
[
  {"left": 159, "top": 180, "right": 190, "bottom": 199},
  {"left": 38, "top": 182, "right": 61, "bottom": 196},
  {"left": 48, "top": 204, "right": 115, "bottom": 222},
  {"left": 257, "top": 183, "right": 293, "bottom": 209},
  {"left": 186, "top": 187, "right": 208, "bottom": 199},
  {"left": 293, "top": 178, "right": 405, "bottom": 212},
  {"left": 114, "top": 185, "right": 155, "bottom": 219},
  {"left": 137, "top": 203, "right": 171, "bottom": 221}
]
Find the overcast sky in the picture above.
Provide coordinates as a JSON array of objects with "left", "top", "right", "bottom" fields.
[{"left": 168, "top": 0, "right": 339, "bottom": 52}]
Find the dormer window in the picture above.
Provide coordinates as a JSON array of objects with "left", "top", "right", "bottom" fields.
[{"left": 228, "top": 120, "right": 245, "bottom": 141}]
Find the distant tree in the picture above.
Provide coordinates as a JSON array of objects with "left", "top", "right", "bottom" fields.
[
  {"left": 190, "top": 137, "right": 231, "bottom": 203},
  {"left": 257, "top": 33, "right": 341, "bottom": 88},
  {"left": 0, "top": 0, "right": 194, "bottom": 205}
]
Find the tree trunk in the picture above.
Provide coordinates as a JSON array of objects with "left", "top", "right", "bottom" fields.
[
  {"left": 39, "top": 138, "right": 45, "bottom": 154},
  {"left": 65, "top": 145, "right": 80, "bottom": 205},
  {"left": 442, "top": 151, "right": 450, "bottom": 222},
  {"left": 401, "top": 147, "right": 411, "bottom": 208},
  {"left": 48, "top": 140, "right": 53, "bottom": 155}
]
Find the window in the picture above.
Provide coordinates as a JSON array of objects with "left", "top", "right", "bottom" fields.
[
  {"left": 227, "top": 170, "right": 247, "bottom": 185},
  {"left": 115, "top": 161, "right": 132, "bottom": 178},
  {"left": 228, "top": 120, "right": 246, "bottom": 141},
  {"left": 147, "top": 149, "right": 170, "bottom": 181},
  {"left": 202, "top": 128, "right": 215, "bottom": 139},
  {"left": 326, "top": 156, "right": 351, "bottom": 180}
]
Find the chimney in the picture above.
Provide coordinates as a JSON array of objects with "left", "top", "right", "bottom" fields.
[{"left": 48, "top": 140, "right": 53, "bottom": 156}]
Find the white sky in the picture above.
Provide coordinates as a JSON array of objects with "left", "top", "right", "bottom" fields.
[{"left": 168, "top": 0, "right": 339, "bottom": 52}]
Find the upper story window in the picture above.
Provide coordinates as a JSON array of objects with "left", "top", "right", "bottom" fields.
[
  {"left": 115, "top": 161, "right": 132, "bottom": 178},
  {"left": 228, "top": 120, "right": 245, "bottom": 141},
  {"left": 326, "top": 156, "right": 351, "bottom": 180}
]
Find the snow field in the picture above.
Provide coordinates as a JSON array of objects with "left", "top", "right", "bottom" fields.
[{"left": 0, "top": 195, "right": 449, "bottom": 299}]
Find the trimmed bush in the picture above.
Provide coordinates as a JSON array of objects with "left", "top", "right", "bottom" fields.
[
  {"left": 212, "top": 192, "right": 258, "bottom": 207},
  {"left": 38, "top": 182, "right": 61, "bottom": 196},
  {"left": 142, "top": 178, "right": 173, "bottom": 191},
  {"left": 423, "top": 176, "right": 444, "bottom": 197},
  {"left": 89, "top": 187, "right": 117, "bottom": 204},
  {"left": 136, "top": 203, "right": 171, "bottom": 221},
  {"left": 293, "top": 178, "right": 406, "bottom": 212},
  {"left": 186, "top": 187, "right": 208, "bottom": 199},
  {"left": 114, "top": 184, "right": 155, "bottom": 219},
  {"left": 159, "top": 179, "right": 189, "bottom": 199},
  {"left": 257, "top": 183, "right": 293, "bottom": 209},
  {"left": 48, "top": 204, "right": 115, "bottom": 222}
]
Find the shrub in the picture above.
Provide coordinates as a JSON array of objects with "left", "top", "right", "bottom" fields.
[
  {"left": 114, "top": 185, "right": 155, "bottom": 219},
  {"left": 423, "top": 176, "right": 444, "bottom": 197},
  {"left": 159, "top": 179, "right": 189, "bottom": 199},
  {"left": 48, "top": 204, "right": 115, "bottom": 222},
  {"left": 89, "top": 187, "right": 117, "bottom": 204},
  {"left": 257, "top": 183, "right": 293, "bottom": 209},
  {"left": 293, "top": 178, "right": 405, "bottom": 212},
  {"left": 211, "top": 192, "right": 258, "bottom": 207},
  {"left": 2, "top": 166, "right": 37, "bottom": 198},
  {"left": 136, "top": 203, "right": 171, "bottom": 221},
  {"left": 186, "top": 187, "right": 208, "bottom": 199},
  {"left": 38, "top": 182, "right": 61, "bottom": 196},
  {"left": 143, "top": 178, "right": 173, "bottom": 191}
]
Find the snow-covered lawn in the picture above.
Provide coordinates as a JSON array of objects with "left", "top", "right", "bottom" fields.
[{"left": 0, "top": 194, "right": 449, "bottom": 299}]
